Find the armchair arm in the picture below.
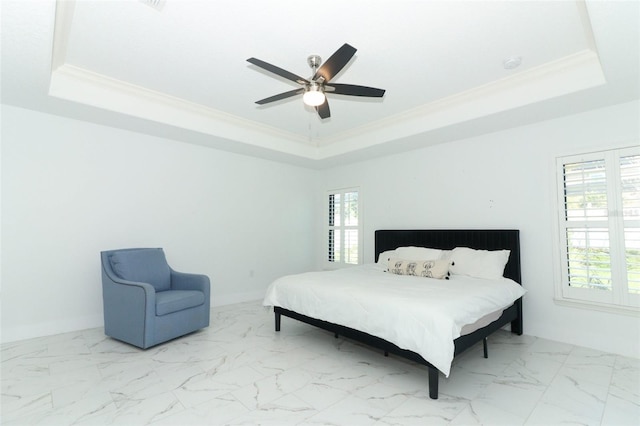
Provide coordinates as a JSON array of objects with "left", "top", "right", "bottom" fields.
[
  {"left": 103, "top": 265, "right": 157, "bottom": 310},
  {"left": 170, "top": 269, "right": 210, "bottom": 295},
  {"left": 169, "top": 269, "right": 211, "bottom": 329},
  {"left": 107, "top": 278, "right": 156, "bottom": 304},
  {"left": 101, "top": 262, "right": 157, "bottom": 348}
]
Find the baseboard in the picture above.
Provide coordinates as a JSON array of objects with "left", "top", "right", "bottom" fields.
[
  {"left": 212, "top": 291, "right": 264, "bottom": 307},
  {"left": 1, "top": 314, "right": 104, "bottom": 344},
  {"left": 1, "top": 291, "right": 265, "bottom": 344}
]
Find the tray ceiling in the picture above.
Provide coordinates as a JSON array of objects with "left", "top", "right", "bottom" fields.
[{"left": 2, "top": 1, "right": 639, "bottom": 167}]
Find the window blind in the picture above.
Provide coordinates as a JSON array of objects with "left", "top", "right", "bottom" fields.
[
  {"left": 327, "top": 189, "right": 360, "bottom": 265},
  {"left": 556, "top": 147, "right": 639, "bottom": 310}
]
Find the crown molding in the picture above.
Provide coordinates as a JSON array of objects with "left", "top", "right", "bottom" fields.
[
  {"left": 49, "top": 64, "right": 318, "bottom": 159},
  {"left": 51, "top": 0, "right": 75, "bottom": 71},
  {"left": 49, "top": 49, "right": 605, "bottom": 162},
  {"left": 316, "top": 49, "right": 606, "bottom": 159},
  {"left": 50, "top": 0, "right": 318, "bottom": 159}
]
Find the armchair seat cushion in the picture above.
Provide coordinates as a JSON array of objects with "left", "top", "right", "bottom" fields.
[{"left": 156, "top": 290, "right": 205, "bottom": 316}]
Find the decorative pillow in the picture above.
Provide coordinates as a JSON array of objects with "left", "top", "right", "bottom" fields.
[
  {"left": 376, "top": 249, "right": 397, "bottom": 264},
  {"left": 387, "top": 258, "right": 451, "bottom": 279},
  {"left": 109, "top": 249, "right": 171, "bottom": 292},
  {"left": 449, "top": 247, "right": 510, "bottom": 280},
  {"left": 395, "top": 246, "right": 443, "bottom": 261}
]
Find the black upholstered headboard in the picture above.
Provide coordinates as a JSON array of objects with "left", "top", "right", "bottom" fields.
[{"left": 375, "top": 229, "right": 521, "bottom": 284}]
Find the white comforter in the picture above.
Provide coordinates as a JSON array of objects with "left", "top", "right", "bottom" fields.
[{"left": 263, "top": 264, "right": 526, "bottom": 376}]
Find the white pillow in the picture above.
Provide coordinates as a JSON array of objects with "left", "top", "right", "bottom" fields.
[
  {"left": 439, "top": 250, "right": 453, "bottom": 261},
  {"left": 395, "top": 246, "right": 443, "bottom": 261},
  {"left": 449, "top": 247, "right": 510, "bottom": 280},
  {"left": 376, "top": 249, "right": 397, "bottom": 264}
]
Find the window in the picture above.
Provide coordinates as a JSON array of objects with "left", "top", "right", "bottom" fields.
[
  {"left": 327, "top": 188, "right": 362, "bottom": 266},
  {"left": 555, "top": 146, "right": 639, "bottom": 311}
]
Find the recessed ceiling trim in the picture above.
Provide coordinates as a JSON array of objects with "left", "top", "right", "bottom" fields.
[
  {"left": 316, "top": 49, "right": 606, "bottom": 159},
  {"left": 49, "top": 48, "right": 606, "bottom": 161},
  {"left": 50, "top": 0, "right": 318, "bottom": 159},
  {"left": 49, "top": 64, "right": 319, "bottom": 159},
  {"left": 48, "top": 0, "right": 607, "bottom": 162},
  {"left": 51, "top": 0, "right": 76, "bottom": 71}
]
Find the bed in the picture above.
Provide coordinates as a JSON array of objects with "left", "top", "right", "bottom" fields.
[{"left": 263, "top": 229, "right": 525, "bottom": 399}]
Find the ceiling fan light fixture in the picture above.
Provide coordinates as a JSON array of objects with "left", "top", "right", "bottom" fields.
[{"left": 303, "top": 85, "right": 325, "bottom": 107}]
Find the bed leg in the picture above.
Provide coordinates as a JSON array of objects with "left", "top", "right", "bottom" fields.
[
  {"left": 428, "top": 366, "right": 439, "bottom": 400},
  {"left": 511, "top": 298, "right": 523, "bottom": 335},
  {"left": 334, "top": 333, "right": 339, "bottom": 338},
  {"left": 483, "top": 338, "right": 488, "bottom": 358},
  {"left": 275, "top": 311, "right": 281, "bottom": 332},
  {"left": 384, "top": 351, "right": 389, "bottom": 357}
]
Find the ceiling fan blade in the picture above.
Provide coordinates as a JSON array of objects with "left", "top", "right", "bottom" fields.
[
  {"left": 247, "top": 57, "right": 309, "bottom": 85},
  {"left": 315, "top": 99, "right": 331, "bottom": 119},
  {"left": 327, "top": 83, "right": 386, "bottom": 97},
  {"left": 255, "top": 88, "right": 304, "bottom": 105},
  {"left": 313, "top": 43, "right": 357, "bottom": 82}
]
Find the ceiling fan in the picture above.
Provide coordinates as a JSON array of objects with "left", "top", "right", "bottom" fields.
[{"left": 247, "top": 43, "right": 385, "bottom": 119}]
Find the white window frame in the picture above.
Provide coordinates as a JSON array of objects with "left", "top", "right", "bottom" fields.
[
  {"left": 325, "top": 187, "right": 363, "bottom": 268},
  {"left": 553, "top": 145, "right": 639, "bottom": 315}
]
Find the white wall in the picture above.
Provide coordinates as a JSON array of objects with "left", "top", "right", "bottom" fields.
[
  {"left": 2, "top": 100, "right": 639, "bottom": 358},
  {"left": 320, "top": 100, "right": 640, "bottom": 358},
  {"left": 1, "top": 105, "right": 319, "bottom": 343}
]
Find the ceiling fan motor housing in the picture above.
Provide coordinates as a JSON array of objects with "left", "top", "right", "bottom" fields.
[{"left": 307, "top": 55, "right": 322, "bottom": 73}]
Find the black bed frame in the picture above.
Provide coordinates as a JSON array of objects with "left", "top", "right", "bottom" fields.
[{"left": 273, "top": 229, "right": 523, "bottom": 399}]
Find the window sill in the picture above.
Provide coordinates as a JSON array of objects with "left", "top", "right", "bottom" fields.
[{"left": 554, "top": 297, "right": 640, "bottom": 317}]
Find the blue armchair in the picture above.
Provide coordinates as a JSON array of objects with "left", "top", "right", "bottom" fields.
[{"left": 101, "top": 248, "right": 210, "bottom": 349}]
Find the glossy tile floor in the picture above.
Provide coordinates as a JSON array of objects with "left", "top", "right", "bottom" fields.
[{"left": 2, "top": 301, "right": 639, "bottom": 425}]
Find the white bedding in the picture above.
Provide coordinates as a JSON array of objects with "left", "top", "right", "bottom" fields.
[{"left": 263, "top": 263, "right": 526, "bottom": 376}]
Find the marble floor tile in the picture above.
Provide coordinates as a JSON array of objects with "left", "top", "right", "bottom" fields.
[
  {"left": 1, "top": 300, "right": 638, "bottom": 425},
  {"left": 226, "top": 393, "right": 317, "bottom": 425},
  {"left": 601, "top": 391, "right": 640, "bottom": 426},
  {"left": 304, "top": 393, "right": 391, "bottom": 425},
  {"left": 293, "top": 381, "right": 351, "bottom": 411},
  {"left": 376, "top": 392, "right": 468, "bottom": 426},
  {"left": 231, "top": 366, "right": 315, "bottom": 410},
  {"left": 451, "top": 399, "right": 527, "bottom": 425},
  {"left": 525, "top": 369, "right": 609, "bottom": 425},
  {"left": 152, "top": 393, "right": 250, "bottom": 425},
  {"left": 474, "top": 381, "right": 544, "bottom": 420}
]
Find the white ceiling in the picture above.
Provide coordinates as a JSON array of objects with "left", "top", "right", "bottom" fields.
[{"left": 2, "top": 0, "right": 639, "bottom": 168}]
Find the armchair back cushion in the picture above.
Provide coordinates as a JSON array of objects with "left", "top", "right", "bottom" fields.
[{"left": 110, "top": 248, "right": 171, "bottom": 292}]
